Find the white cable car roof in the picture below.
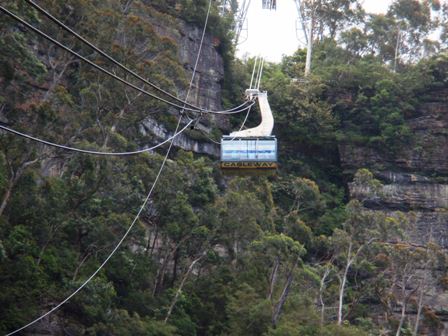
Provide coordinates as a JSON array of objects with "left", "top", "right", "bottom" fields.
[
  {"left": 228, "top": 56, "right": 274, "bottom": 138},
  {"left": 229, "top": 89, "right": 274, "bottom": 137}
]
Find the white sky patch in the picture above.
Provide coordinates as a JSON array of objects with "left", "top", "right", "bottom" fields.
[
  {"left": 236, "top": 0, "right": 394, "bottom": 62},
  {"left": 362, "top": 0, "right": 393, "bottom": 14}
]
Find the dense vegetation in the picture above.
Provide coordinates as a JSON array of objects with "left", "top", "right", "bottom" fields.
[{"left": 1, "top": 0, "right": 448, "bottom": 335}]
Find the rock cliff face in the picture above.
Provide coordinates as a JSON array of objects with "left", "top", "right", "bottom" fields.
[
  {"left": 138, "top": 7, "right": 228, "bottom": 156},
  {"left": 339, "top": 87, "right": 448, "bottom": 177},
  {"left": 139, "top": 117, "right": 219, "bottom": 156},
  {"left": 340, "top": 87, "right": 448, "bottom": 334},
  {"left": 148, "top": 13, "right": 225, "bottom": 115},
  {"left": 340, "top": 87, "right": 448, "bottom": 248}
]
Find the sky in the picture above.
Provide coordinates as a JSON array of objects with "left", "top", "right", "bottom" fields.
[{"left": 236, "top": 0, "right": 394, "bottom": 62}]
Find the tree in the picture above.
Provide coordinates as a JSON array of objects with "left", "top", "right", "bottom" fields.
[
  {"left": 251, "top": 233, "right": 306, "bottom": 328},
  {"left": 296, "top": 0, "right": 364, "bottom": 75},
  {"left": 384, "top": 242, "right": 426, "bottom": 336},
  {"left": 330, "top": 169, "right": 404, "bottom": 326},
  {"left": 316, "top": 258, "right": 336, "bottom": 326},
  {"left": 151, "top": 152, "right": 217, "bottom": 295},
  {"left": 363, "top": 0, "right": 440, "bottom": 70},
  {"left": 388, "top": 0, "right": 438, "bottom": 70},
  {"left": 412, "top": 237, "right": 444, "bottom": 336},
  {"left": 213, "top": 180, "right": 267, "bottom": 264},
  {"left": 376, "top": 223, "right": 445, "bottom": 336}
]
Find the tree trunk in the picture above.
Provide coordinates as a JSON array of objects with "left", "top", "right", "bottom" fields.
[
  {"left": 147, "top": 223, "right": 159, "bottom": 258},
  {"left": 101, "top": 90, "right": 142, "bottom": 148},
  {"left": 319, "top": 265, "right": 331, "bottom": 326},
  {"left": 338, "top": 242, "right": 353, "bottom": 326},
  {"left": 122, "top": 0, "right": 133, "bottom": 13},
  {"left": 414, "top": 229, "right": 433, "bottom": 336},
  {"left": 268, "top": 257, "right": 280, "bottom": 301},
  {"left": 393, "top": 27, "right": 401, "bottom": 73},
  {"left": 0, "top": 176, "right": 14, "bottom": 217},
  {"left": 233, "top": 234, "right": 239, "bottom": 263},
  {"left": 0, "top": 158, "right": 38, "bottom": 216},
  {"left": 296, "top": 0, "right": 309, "bottom": 43},
  {"left": 164, "top": 253, "right": 205, "bottom": 323},
  {"left": 304, "top": 4, "right": 315, "bottom": 77},
  {"left": 395, "top": 285, "right": 407, "bottom": 336},
  {"left": 43, "top": 53, "right": 76, "bottom": 102},
  {"left": 72, "top": 251, "right": 92, "bottom": 282},
  {"left": 172, "top": 249, "right": 179, "bottom": 286},
  {"left": 272, "top": 256, "right": 300, "bottom": 328},
  {"left": 153, "top": 233, "right": 193, "bottom": 296},
  {"left": 413, "top": 272, "right": 427, "bottom": 336},
  {"left": 153, "top": 243, "right": 172, "bottom": 296},
  {"left": 396, "top": 274, "right": 418, "bottom": 336},
  {"left": 319, "top": 292, "right": 325, "bottom": 326},
  {"left": 36, "top": 238, "right": 52, "bottom": 266},
  {"left": 336, "top": 238, "right": 375, "bottom": 325}
]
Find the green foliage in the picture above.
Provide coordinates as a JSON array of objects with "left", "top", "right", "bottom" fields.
[
  {"left": 317, "top": 324, "right": 370, "bottom": 336},
  {"left": 71, "top": 277, "right": 117, "bottom": 324},
  {"left": 1, "top": 0, "right": 448, "bottom": 334},
  {"left": 88, "top": 310, "right": 177, "bottom": 336},
  {"left": 266, "top": 324, "right": 369, "bottom": 336},
  {"left": 226, "top": 283, "right": 271, "bottom": 336},
  {"left": 251, "top": 233, "right": 306, "bottom": 265}
]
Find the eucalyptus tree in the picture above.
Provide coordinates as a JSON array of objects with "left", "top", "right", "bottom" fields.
[
  {"left": 389, "top": 0, "right": 441, "bottom": 70},
  {"left": 330, "top": 169, "right": 404, "bottom": 326},
  {"left": 251, "top": 233, "right": 306, "bottom": 328},
  {"left": 440, "top": 1, "right": 448, "bottom": 46},
  {"left": 296, "top": 0, "right": 364, "bottom": 75},
  {"left": 364, "top": 0, "right": 441, "bottom": 70}
]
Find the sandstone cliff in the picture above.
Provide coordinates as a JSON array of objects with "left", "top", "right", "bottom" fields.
[
  {"left": 340, "top": 87, "right": 448, "bottom": 334},
  {"left": 137, "top": 8, "right": 226, "bottom": 157},
  {"left": 340, "top": 88, "right": 448, "bottom": 247}
]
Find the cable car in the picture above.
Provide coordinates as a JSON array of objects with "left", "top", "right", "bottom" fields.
[
  {"left": 221, "top": 136, "right": 277, "bottom": 170},
  {"left": 220, "top": 88, "right": 278, "bottom": 175}
]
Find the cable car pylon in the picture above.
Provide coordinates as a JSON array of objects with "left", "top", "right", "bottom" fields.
[
  {"left": 220, "top": 57, "right": 278, "bottom": 175},
  {"left": 262, "top": 0, "right": 277, "bottom": 10}
]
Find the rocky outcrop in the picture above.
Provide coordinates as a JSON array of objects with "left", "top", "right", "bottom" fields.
[
  {"left": 351, "top": 181, "right": 448, "bottom": 211},
  {"left": 340, "top": 88, "right": 448, "bottom": 176},
  {"left": 340, "top": 88, "right": 448, "bottom": 247},
  {"left": 141, "top": 8, "right": 230, "bottom": 132},
  {"left": 128, "top": 6, "right": 231, "bottom": 155},
  {"left": 139, "top": 117, "right": 219, "bottom": 157},
  {"left": 340, "top": 88, "right": 448, "bottom": 334}
]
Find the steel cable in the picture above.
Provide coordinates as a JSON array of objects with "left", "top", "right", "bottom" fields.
[
  {"left": 5, "top": 0, "right": 213, "bottom": 334},
  {"left": 0, "top": 120, "right": 194, "bottom": 156},
  {"left": 0, "top": 5, "right": 252, "bottom": 115},
  {"left": 24, "top": 0, "right": 250, "bottom": 114}
]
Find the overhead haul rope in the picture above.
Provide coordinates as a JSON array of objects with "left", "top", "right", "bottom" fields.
[
  {"left": 206, "top": 96, "right": 253, "bottom": 145},
  {"left": 204, "top": 56, "right": 264, "bottom": 144},
  {"left": 24, "top": 0, "right": 248, "bottom": 115},
  {"left": 24, "top": 0, "right": 199, "bottom": 111},
  {"left": 0, "top": 120, "right": 193, "bottom": 156},
  {"left": 0, "top": 5, "right": 254, "bottom": 115},
  {"left": 5, "top": 0, "right": 212, "bottom": 334},
  {"left": 249, "top": 56, "right": 259, "bottom": 89},
  {"left": 251, "top": 56, "right": 265, "bottom": 91}
]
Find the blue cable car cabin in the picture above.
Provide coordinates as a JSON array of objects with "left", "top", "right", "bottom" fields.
[
  {"left": 220, "top": 136, "right": 277, "bottom": 172},
  {"left": 221, "top": 76, "right": 277, "bottom": 174}
]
